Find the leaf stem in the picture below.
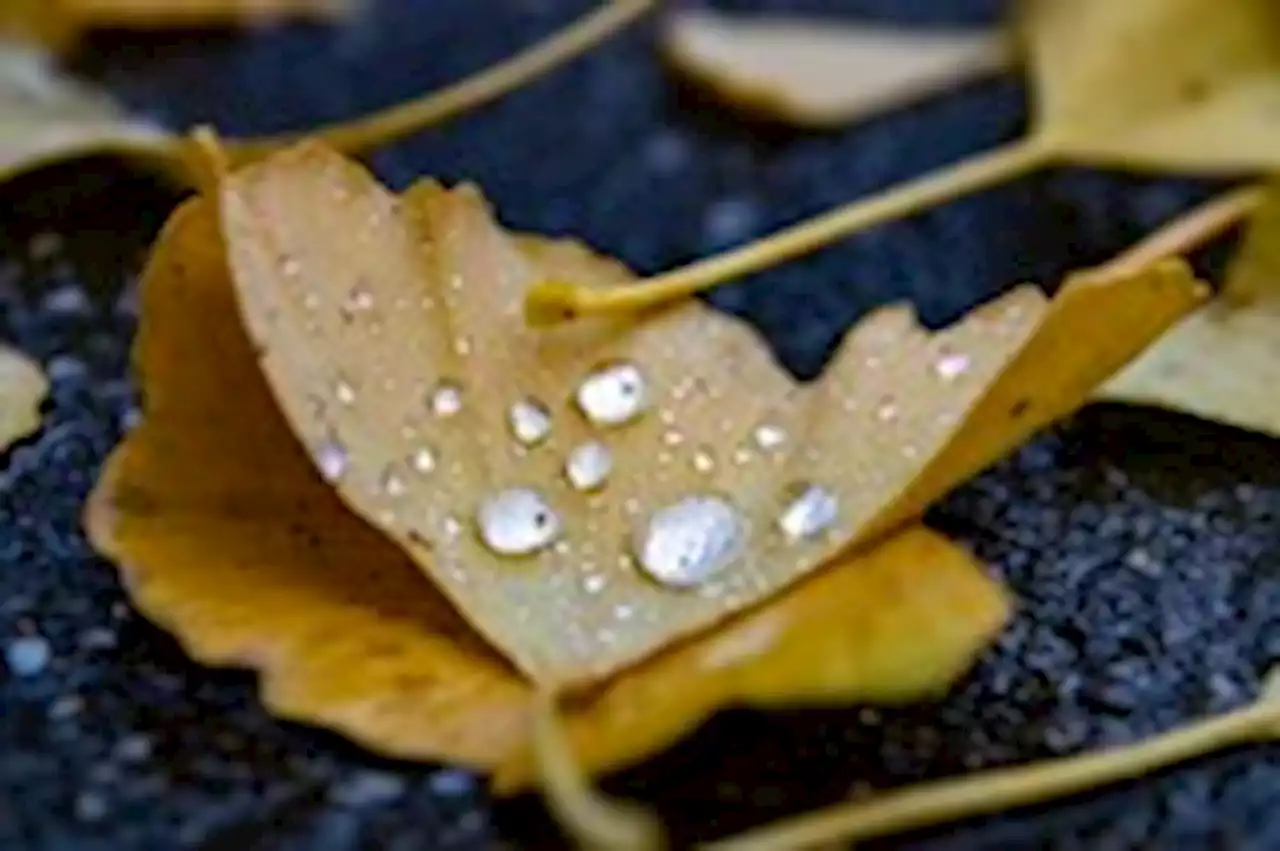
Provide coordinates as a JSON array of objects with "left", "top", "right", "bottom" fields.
[
  {"left": 524, "top": 133, "right": 1055, "bottom": 326},
  {"left": 701, "top": 675, "right": 1280, "bottom": 851},
  {"left": 216, "top": 0, "right": 653, "bottom": 165},
  {"left": 532, "top": 693, "right": 664, "bottom": 851}
]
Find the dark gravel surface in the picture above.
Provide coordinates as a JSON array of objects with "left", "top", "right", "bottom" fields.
[{"left": 3, "top": 0, "right": 1279, "bottom": 848}]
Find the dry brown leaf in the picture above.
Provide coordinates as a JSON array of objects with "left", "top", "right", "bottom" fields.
[
  {"left": 661, "top": 9, "right": 1009, "bottom": 128},
  {"left": 2, "top": 0, "right": 350, "bottom": 52},
  {"left": 85, "top": 194, "right": 1011, "bottom": 792},
  {"left": 1022, "top": 0, "right": 1280, "bottom": 173},
  {"left": 0, "top": 344, "right": 47, "bottom": 450},
  {"left": 1098, "top": 182, "right": 1280, "bottom": 434},
  {"left": 213, "top": 141, "right": 1205, "bottom": 692}
]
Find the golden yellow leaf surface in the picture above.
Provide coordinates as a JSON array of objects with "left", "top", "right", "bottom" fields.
[
  {"left": 1098, "top": 183, "right": 1280, "bottom": 435},
  {"left": 661, "top": 9, "right": 1009, "bottom": 128},
  {"left": 85, "top": 194, "right": 1010, "bottom": 793},
  {"left": 0, "top": 43, "right": 171, "bottom": 183},
  {"left": 0, "top": 344, "right": 47, "bottom": 450},
  {"left": 213, "top": 141, "right": 1205, "bottom": 692},
  {"left": 1022, "top": 0, "right": 1280, "bottom": 173}
]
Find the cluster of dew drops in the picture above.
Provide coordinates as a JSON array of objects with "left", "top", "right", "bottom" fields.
[{"left": 311, "top": 355, "right": 861, "bottom": 592}]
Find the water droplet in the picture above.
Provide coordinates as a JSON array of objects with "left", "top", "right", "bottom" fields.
[
  {"left": 732, "top": 448, "right": 752, "bottom": 466},
  {"left": 753, "top": 424, "right": 786, "bottom": 451},
  {"left": 335, "top": 380, "right": 356, "bottom": 406},
  {"left": 582, "top": 574, "right": 606, "bottom": 594},
  {"left": 411, "top": 447, "right": 436, "bottom": 474},
  {"left": 380, "top": 468, "right": 406, "bottom": 498},
  {"left": 692, "top": 450, "right": 715, "bottom": 473},
  {"left": 778, "top": 484, "right": 839, "bottom": 542},
  {"left": 316, "top": 440, "right": 348, "bottom": 482},
  {"left": 662, "top": 430, "right": 684, "bottom": 447},
  {"left": 281, "top": 256, "right": 301, "bottom": 277},
  {"left": 576, "top": 362, "right": 647, "bottom": 427},
  {"left": 440, "top": 515, "right": 462, "bottom": 541},
  {"left": 344, "top": 283, "right": 374, "bottom": 315},
  {"left": 876, "top": 400, "right": 898, "bottom": 422},
  {"left": 475, "top": 489, "right": 562, "bottom": 556},
  {"left": 634, "top": 496, "right": 747, "bottom": 589},
  {"left": 454, "top": 336, "right": 472, "bottom": 356},
  {"left": 935, "top": 352, "right": 971, "bottom": 381},
  {"left": 566, "top": 441, "right": 612, "bottom": 492},
  {"left": 302, "top": 293, "right": 320, "bottom": 311},
  {"left": 614, "top": 603, "right": 634, "bottom": 620},
  {"left": 508, "top": 399, "right": 552, "bottom": 446},
  {"left": 429, "top": 381, "right": 463, "bottom": 418}
]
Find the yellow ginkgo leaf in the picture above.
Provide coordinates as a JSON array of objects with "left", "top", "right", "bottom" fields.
[
  {"left": 2, "top": 0, "right": 351, "bottom": 53},
  {"left": 1022, "top": 0, "right": 1280, "bottom": 173},
  {"left": 0, "top": 344, "right": 46, "bottom": 451},
  {"left": 661, "top": 9, "right": 1010, "bottom": 128},
  {"left": 84, "top": 192, "right": 1012, "bottom": 793},
  {"left": 1099, "top": 181, "right": 1280, "bottom": 435},
  {"left": 526, "top": 0, "right": 1280, "bottom": 321},
  {"left": 0, "top": 42, "right": 173, "bottom": 183},
  {"left": 214, "top": 140, "right": 1205, "bottom": 692}
]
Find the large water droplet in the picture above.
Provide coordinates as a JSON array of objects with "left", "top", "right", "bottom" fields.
[
  {"left": 576, "top": 362, "right": 647, "bottom": 427},
  {"left": 475, "top": 489, "right": 562, "bottom": 556},
  {"left": 634, "top": 496, "right": 747, "bottom": 589},
  {"left": 778, "top": 484, "right": 839, "bottom": 542},
  {"left": 316, "top": 440, "right": 348, "bottom": 482},
  {"left": 429, "top": 381, "right": 463, "bottom": 418},
  {"left": 565, "top": 441, "right": 612, "bottom": 492},
  {"left": 508, "top": 399, "right": 552, "bottom": 446}
]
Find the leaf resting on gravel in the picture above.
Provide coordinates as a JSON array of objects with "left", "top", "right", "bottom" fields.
[
  {"left": 87, "top": 140, "right": 1205, "bottom": 793},
  {"left": 0, "top": 344, "right": 47, "bottom": 451}
]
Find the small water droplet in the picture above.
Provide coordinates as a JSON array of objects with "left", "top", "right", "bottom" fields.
[
  {"left": 753, "top": 424, "right": 786, "bottom": 451},
  {"left": 732, "top": 448, "right": 752, "bottom": 465},
  {"left": 380, "top": 468, "right": 406, "bottom": 498},
  {"left": 508, "top": 399, "right": 552, "bottom": 446},
  {"left": 454, "top": 336, "right": 472, "bottom": 356},
  {"left": 576, "top": 362, "right": 647, "bottom": 427},
  {"left": 662, "top": 429, "right": 684, "bottom": 447},
  {"left": 316, "top": 440, "right": 348, "bottom": 482},
  {"left": 281, "top": 257, "right": 301, "bottom": 277},
  {"left": 634, "top": 496, "right": 747, "bottom": 589},
  {"left": 935, "top": 352, "right": 971, "bottom": 381},
  {"left": 429, "top": 381, "right": 463, "bottom": 418},
  {"left": 876, "top": 400, "right": 898, "bottom": 422},
  {"left": 475, "top": 489, "right": 562, "bottom": 556},
  {"left": 623, "top": 498, "right": 641, "bottom": 516},
  {"left": 659, "top": 409, "right": 676, "bottom": 426},
  {"left": 778, "top": 484, "right": 839, "bottom": 542},
  {"left": 345, "top": 283, "right": 374, "bottom": 314},
  {"left": 614, "top": 603, "right": 634, "bottom": 620},
  {"left": 692, "top": 450, "right": 715, "bottom": 473},
  {"left": 411, "top": 447, "right": 436, "bottom": 474},
  {"left": 302, "top": 292, "right": 320, "bottom": 311},
  {"left": 441, "top": 515, "right": 462, "bottom": 541},
  {"left": 582, "top": 574, "right": 606, "bottom": 594},
  {"left": 335, "top": 380, "right": 356, "bottom": 406},
  {"left": 566, "top": 441, "right": 612, "bottom": 492}
]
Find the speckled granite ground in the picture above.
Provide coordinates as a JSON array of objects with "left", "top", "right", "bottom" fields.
[{"left": 2, "top": 1, "right": 1278, "bottom": 848}]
